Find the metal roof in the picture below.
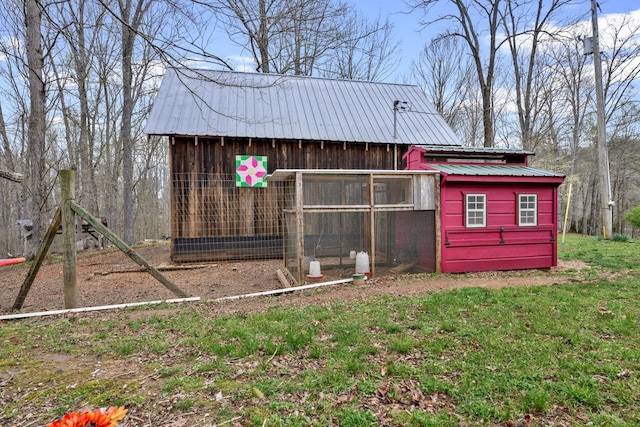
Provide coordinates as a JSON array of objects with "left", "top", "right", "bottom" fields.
[
  {"left": 414, "top": 145, "right": 534, "bottom": 156},
  {"left": 426, "top": 163, "right": 565, "bottom": 178},
  {"left": 144, "top": 68, "right": 462, "bottom": 146}
]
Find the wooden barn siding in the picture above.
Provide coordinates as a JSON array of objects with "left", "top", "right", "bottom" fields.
[
  {"left": 170, "top": 137, "right": 409, "bottom": 260},
  {"left": 441, "top": 182, "right": 558, "bottom": 273}
]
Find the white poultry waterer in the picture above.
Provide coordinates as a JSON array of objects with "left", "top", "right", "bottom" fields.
[
  {"left": 307, "top": 260, "right": 324, "bottom": 279},
  {"left": 355, "top": 251, "right": 370, "bottom": 275}
]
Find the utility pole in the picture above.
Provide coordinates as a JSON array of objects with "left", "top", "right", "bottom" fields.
[{"left": 591, "top": 0, "right": 613, "bottom": 239}]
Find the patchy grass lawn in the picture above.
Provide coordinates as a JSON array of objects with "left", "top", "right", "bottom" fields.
[{"left": 1, "top": 234, "right": 639, "bottom": 426}]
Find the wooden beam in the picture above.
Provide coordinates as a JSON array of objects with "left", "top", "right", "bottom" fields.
[
  {"left": 61, "top": 170, "right": 78, "bottom": 309},
  {"left": 0, "top": 169, "right": 23, "bottom": 183},
  {"left": 295, "top": 172, "right": 305, "bottom": 284},
  {"left": 70, "top": 201, "right": 190, "bottom": 298},
  {"left": 12, "top": 208, "right": 62, "bottom": 310}
]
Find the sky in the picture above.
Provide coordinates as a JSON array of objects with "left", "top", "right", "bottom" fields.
[
  {"left": 214, "top": 0, "right": 640, "bottom": 84},
  {"left": 349, "top": 0, "right": 640, "bottom": 83}
]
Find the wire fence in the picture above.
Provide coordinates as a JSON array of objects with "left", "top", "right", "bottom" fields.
[
  {"left": 2, "top": 171, "right": 438, "bottom": 285},
  {"left": 170, "top": 173, "right": 288, "bottom": 262}
]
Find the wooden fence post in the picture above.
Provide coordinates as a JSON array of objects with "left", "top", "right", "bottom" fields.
[{"left": 61, "top": 169, "right": 78, "bottom": 308}]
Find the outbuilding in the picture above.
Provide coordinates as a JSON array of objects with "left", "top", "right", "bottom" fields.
[
  {"left": 404, "top": 145, "right": 565, "bottom": 273},
  {"left": 144, "top": 68, "right": 461, "bottom": 262}
]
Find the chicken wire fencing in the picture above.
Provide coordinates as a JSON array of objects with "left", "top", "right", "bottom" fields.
[
  {"left": 0, "top": 169, "right": 171, "bottom": 258},
  {"left": 275, "top": 171, "right": 438, "bottom": 284},
  {"left": 170, "top": 173, "right": 288, "bottom": 262},
  {"left": 169, "top": 171, "right": 438, "bottom": 283}
]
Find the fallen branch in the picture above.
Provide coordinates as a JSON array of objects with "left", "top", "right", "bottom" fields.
[{"left": 96, "top": 263, "right": 213, "bottom": 275}]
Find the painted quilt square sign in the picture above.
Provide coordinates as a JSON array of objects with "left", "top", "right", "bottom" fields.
[{"left": 236, "top": 155, "right": 268, "bottom": 187}]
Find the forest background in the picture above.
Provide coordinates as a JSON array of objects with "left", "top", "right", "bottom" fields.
[{"left": 0, "top": 0, "right": 639, "bottom": 258}]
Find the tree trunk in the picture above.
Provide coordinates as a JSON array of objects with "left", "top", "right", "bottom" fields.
[
  {"left": 258, "top": 0, "right": 270, "bottom": 73},
  {"left": 481, "top": 85, "right": 493, "bottom": 148},
  {"left": 73, "top": 1, "right": 99, "bottom": 215},
  {"left": 119, "top": 0, "right": 153, "bottom": 244},
  {"left": 24, "top": 0, "right": 48, "bottom": 259},
  {"left": 122, "top": 38, "right": 134, "bottom": 244},
  {"left": 121, "top": 1, "right": 135, "bottom": 245}
]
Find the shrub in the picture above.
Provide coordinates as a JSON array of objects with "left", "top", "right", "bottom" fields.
[
  {"left": 625, "top": 205, "right": 640, "bottom": 228},
  {"left": 612, "top": 233, "right": 630, "bottom": 242}
]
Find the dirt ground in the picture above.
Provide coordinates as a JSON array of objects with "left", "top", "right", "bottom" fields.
[{"left": 0, "top": 241, "right": 583, "bottom": 317}]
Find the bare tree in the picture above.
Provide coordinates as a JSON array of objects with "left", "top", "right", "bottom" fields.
[
  {"left": 116, "top": 0, "right": 155, "bottom": 244},
  {"left": 412, "top": 0, "right": 508, "bottom": 147},
  {"left": 0, "top": 103, "right": 16, "bottom": 173},
  {"left": 598, "top": 14, "right": 640, "bottom": 233},
  {"left": 216, "top": 0, "right": 399, "bottom": 80},
  {"left": 24, "top": 0, "right": 49, "bottom": 258},
  {"left": 599, "top": 14, "right": 640, "bottom": 136},
  {"left": 502, "top": 0, "right": 574, "bottom": 151},
  {"left": 548, "top": 32, "right": 593, "bottom": 175},
  {"left": 324, "top": 13, "right": 400, "bottom": 81},
  {"left": 411, "top": 37, "right": 470, "bottom": 133},
  {"left": 216, "top": 0, "right": 287, "bottom": 73},
  {"left": 53, "top": 1, "right": 107, "bottom": 215},
  {"left": 538, "top": 11, "right": 640, "bottom": 236}
]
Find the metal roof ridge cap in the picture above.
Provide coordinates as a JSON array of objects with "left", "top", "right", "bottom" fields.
[{"left": 166, "top": 68, "right": 421, "bottom": 88}]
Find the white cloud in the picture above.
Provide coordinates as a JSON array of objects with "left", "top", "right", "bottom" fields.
[{"left": 225, "top": 55, "right": 257, "bottom": 73}]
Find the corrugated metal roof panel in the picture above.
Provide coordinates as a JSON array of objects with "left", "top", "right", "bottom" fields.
[
  {"left": 415, "top": 145, "right": 534, "bottom": 156},
  {"left": 145, "top": 68, "right": 462, "bottom": 146},
  {"left": 427, "top": 164, "right": 565, "bottom": 177}
]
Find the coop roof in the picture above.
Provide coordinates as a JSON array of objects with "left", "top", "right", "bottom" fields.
[
  {"left": 144, "top": 68, "right": 462, "bottom": 146},
  {"left": 426, "top": 163, "right": 565, "bottom": 178},
  {"left": 413, "top": 145, "right": 534, "bottom": 156}
]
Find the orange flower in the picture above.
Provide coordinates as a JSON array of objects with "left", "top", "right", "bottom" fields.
[
  {"left": 105, "top": 406, "right": 128, "bottom": 426},
  {"left": 46, "top": 406, "right": 127, "bottom": 427}
]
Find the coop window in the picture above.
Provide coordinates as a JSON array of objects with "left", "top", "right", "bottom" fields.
[
  {"left": 465, "top": 194, "right": 486, "bottom": 228},
  {"left": 518, "top": 194, "right": 537, "bottom": 226}
]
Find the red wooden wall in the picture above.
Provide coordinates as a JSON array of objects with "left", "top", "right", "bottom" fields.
[{"left": 440, "top": 180, "right": 560, "bottom": 273}]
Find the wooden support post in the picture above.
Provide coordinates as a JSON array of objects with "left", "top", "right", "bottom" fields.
[
  {"left": 369, "top": 174, "right": 375, "bottom": 276},
  {"left": 61, "top": 170, "right": 78, "bottom": 308},
  {"left": 70, "top": 201, "right": 189, "bottom": 298},
  {"left": 12, "top": 208, "right": 62, "bottom": 310},
  {"left": 295, "top": 172, "right": 305, "bottom": 284}
]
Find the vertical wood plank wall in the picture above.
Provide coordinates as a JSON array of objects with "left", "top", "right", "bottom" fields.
[{"left": 169, "top": 137, "right": 410, "bottom": 261}]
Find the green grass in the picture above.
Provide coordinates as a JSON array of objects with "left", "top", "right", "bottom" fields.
[
  {"left": 1, "top": 234, "right": 639, "bottom": 426},
  {"left": 559, "top": 233, "right": 640, "bottom": 269}
]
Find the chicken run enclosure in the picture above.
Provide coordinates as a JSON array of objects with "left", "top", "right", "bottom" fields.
[{"left": 269, "top": 170, "right": 439, "bottom": 284}]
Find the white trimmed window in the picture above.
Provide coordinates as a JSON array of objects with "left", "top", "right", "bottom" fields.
[
  {"left": 518, "top": 194, "right": 538, "bottom": 226},
  {"left": 465, "top": 194, "right": 486, "bottom": 228}
]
